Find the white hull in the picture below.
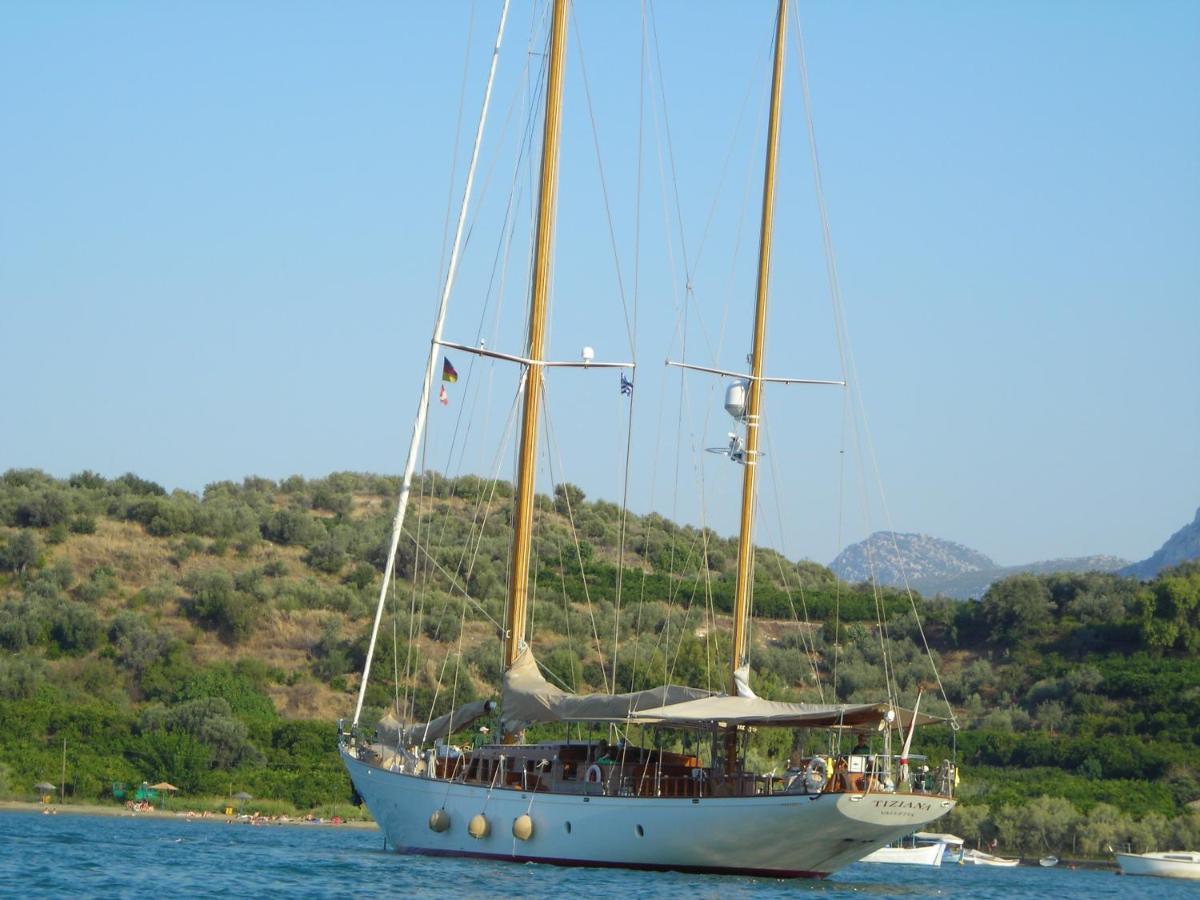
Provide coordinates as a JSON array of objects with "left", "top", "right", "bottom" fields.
[
  {"left": 961, "top": 849, "right": 1019, "bottom": 867},
  {"left": 861, "top": 842, "right": 945, "bottom": 866},
  {"left": 344, "top": 751, "right": 954, "bottom": 878},
  {"left": 1116, "top": 851, "right": 1200, "bottom": 880}
]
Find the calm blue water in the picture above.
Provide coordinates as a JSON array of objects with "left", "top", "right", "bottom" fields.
[{"left": 1, "top": 811, "right": 1194, "bottom": 899}]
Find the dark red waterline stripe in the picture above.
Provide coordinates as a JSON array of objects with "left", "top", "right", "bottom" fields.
[{"left": 398, "top": 846, "right": 830, "bottom": 879}]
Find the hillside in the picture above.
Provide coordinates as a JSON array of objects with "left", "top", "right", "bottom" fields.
[
  {"left": 0, "top": 468, "right": 1198, "bottom": 854},
  {"left": 831, "top": 531, "right": 1128, "bottom": 600}
]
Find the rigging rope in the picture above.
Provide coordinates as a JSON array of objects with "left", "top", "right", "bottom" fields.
[
  {"left": 568, "top": 6, "right": 641, "bottom": 696},
  {"left": 434, "top": 2, "right": 477, "bottom": 306},
  {"left": 790, "top": 5, "right": 957, "bottom": 725},
  {"left": 569, "top": 6, "right": 634, "bottom": 356},
  {"left": 352, "top": 0, "right": 511, "bottom": 728},
  {"left": 391, "top": 4, "right": 552, "bottom": 731},
  {"left": 762, "top": 421, "right": 827, "bottom": 701},
  {"left": 626, "top": 0, "right": 649, "bottom": 695},
  {"left": 538, "top": 380, "right": 612, "bottom": 693}
]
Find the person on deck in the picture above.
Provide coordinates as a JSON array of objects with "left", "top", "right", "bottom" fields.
[{"left": 848, "top": 734, "right": 872, "bottom": 787}]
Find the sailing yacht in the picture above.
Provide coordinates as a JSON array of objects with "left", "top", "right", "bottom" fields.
[{"left": 341, "top": 0, "right": 957, "bottom": 878}]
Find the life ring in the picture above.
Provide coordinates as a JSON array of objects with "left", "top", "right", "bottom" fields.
[{"left": 585, "top": 764, "right": 603, "bottom": 784}]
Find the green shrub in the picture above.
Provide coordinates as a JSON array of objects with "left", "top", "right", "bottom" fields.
[
  {"left": 69, "top": 513, "right": 96, "bottom": 535},
  {"left": 51, "top": 601, "right": 103, "bottom": 653},
  {"left": 0, "top": 530, "right": 41, "bottom": 574},
  {"left": 179, "top": 570, "right": 261, "bottom": 644}
]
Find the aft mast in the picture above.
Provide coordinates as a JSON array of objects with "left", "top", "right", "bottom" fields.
[
  {"left": 503, "top": 0, "right": 570, "bottom": 684},
  {"left": 730, "top": 0, "right": 787, "bottom": 695}
]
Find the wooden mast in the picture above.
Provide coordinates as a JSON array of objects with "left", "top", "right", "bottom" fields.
[
  {"left": 503, "top": 0, "right": 570, "bottom": 677},
  {"left": 730, "top": 0, "right": 787, "bottom": 695}
]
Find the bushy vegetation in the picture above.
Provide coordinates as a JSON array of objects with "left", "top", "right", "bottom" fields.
[
  {"left": 946, "top": 798, "right": 1200, "bottom": 857},
  {"left": 0, "top": 467, "right": 1196, "bottom": 844}
]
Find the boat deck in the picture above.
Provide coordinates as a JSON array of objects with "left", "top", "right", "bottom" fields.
[{"left": 359, "top": 739, "right": 954, "bottom": 801}]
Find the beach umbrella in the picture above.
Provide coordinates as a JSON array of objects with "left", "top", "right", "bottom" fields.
[
  {"left": 34, "top": 781, "right": 56, "bottom": 802},
  {"left": 151, "top": 782, "right": 178, "bottom": 808},
  {"left": 232, "top": 791, "right": 253, "bottom": 815}
]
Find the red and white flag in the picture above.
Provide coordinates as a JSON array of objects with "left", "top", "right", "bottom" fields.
[{"left": 439, "top": 385, "right": 449, "bottom": 406}]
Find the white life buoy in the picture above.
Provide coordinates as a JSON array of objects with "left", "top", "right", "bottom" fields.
[{"left": 585, "top": 764, "right": 603, "bottom": 784}]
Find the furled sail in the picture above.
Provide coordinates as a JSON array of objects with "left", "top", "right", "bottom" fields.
[
  {"left": 376, "top": 698, "right": 496, "bottom": 747},
  {"left": 501, "top": 647, "right": 713, "bottom": 732},
  {"left": 733, "top": 663, "right": 758, "bottom": 698},
  {"left": 501, "top": 648, "right": 941, "bottom": 732}
]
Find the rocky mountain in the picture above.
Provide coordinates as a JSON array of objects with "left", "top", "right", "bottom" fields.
[
  {"left": 830, "top": 531, "right": 1128, "bottom": 600},
  {"left": 829, "top": 532, "right": 994, "bottom": 585},
  {"left": 1121, "top": 507, "right": 1200, "bottom": 581}
]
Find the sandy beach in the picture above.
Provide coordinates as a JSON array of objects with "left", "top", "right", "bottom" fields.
[{"left": 0, "top": 800, "right": 378, "bottom": 830}]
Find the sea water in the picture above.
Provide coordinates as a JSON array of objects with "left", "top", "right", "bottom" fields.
[{"left": 0, "top": 811, "right": 1193, "bottom": 899}]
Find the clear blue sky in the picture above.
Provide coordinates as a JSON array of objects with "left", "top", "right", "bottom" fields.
[{"left": 2, "top": 1, "right": 1196, "bottom": 568}]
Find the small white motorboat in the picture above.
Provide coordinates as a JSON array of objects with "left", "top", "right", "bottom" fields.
[
  {"left": 862, "top": 842, "right": 946, "bottom": 867},
  {"left": 1115, "top": 850, "right": 1200, "bottom": 880},
  {"left": 862, "top": 830, "right": 968, "bottom": 867},
  {"left": 1039, "top": 855, "right": 1059, "bottom": 867},
  {"left": 961, "top": 848, "right": 1020, "bottom": 867}
]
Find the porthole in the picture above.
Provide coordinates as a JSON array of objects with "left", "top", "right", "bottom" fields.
[
  {"left": 635, "top": 824, "right": 644, "bottom": 838},
  {"left": 564, "top": 821, "right": 572, "bottom": 835}
]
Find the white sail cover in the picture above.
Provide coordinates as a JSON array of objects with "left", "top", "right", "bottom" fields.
[
  {"left": 376, "top": 698, "right": 496, "bottom": 747},
  {"left": 630, "top": 695, "right": 940, "bottom": 730},
  {"left": 501, "top": 647, "right": 714, "bottom": 732}
]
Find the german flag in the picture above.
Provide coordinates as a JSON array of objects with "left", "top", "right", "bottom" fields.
[{"left": 442, "top": 358, "right": 459, "bottom": 383}]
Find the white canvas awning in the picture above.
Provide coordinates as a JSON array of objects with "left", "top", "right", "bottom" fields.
[
  {"left": 629, "top": 695, "right": 942, "bottom": 730},
  {"left": 915, "top": 832, "right": 965, "bottom": 846}
]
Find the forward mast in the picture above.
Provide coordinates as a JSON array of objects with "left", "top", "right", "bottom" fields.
[
  {"left": 730, "top": 0, "right": 788, "bottom": 692},
  {"left": 503, "top": 0, "right": 570, "bottom": 682}
]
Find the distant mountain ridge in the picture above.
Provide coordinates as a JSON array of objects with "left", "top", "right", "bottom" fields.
[
  {"left": 908, "top": 555, "right": 1128, "bottom": 601},
  {"left": 1121, "top": 507, "right": 1200, "bottom": 580},
  {"left": 829, "top": 531, "right": 1128, "bottom": 600}
]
